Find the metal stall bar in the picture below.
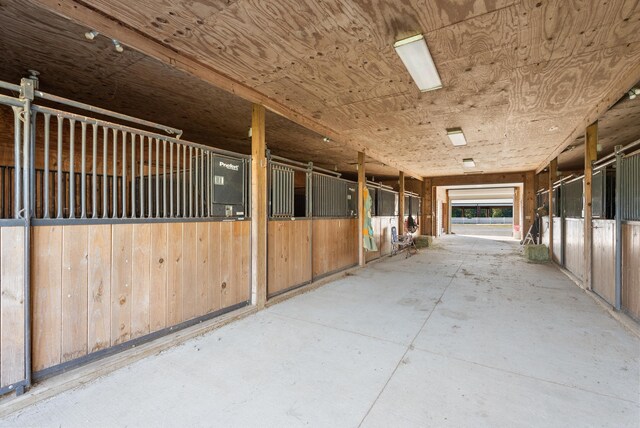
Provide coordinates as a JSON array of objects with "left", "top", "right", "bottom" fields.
[
  {"left": 28, "top": 103, "right": 249, "bottom": 223},
  {"left": 34, "top": 88, "right": 183, "bottom": 138},
  {"left": 80, "top": 122, "right": 87, "bottom": 218},
  {"left": 615, "top": 145, "right": 622, "bottom": 311}
]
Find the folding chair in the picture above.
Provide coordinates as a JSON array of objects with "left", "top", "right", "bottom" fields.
[{"left": 391, "top": 226, "right": 418, "bottom": 258}]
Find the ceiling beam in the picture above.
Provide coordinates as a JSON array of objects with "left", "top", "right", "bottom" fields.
[
  {"left": 535, "top": 60, "right": 640, "bottom": 174},
  {"left": 31, "top": 0, "right": 423, "bottom": 180},
  {"left": 430, "top": 171, "right": 532, "bottom": 187}
]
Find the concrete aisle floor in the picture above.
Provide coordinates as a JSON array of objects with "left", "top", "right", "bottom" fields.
[{"left": 2, "top": 235, "right": 639, "bottom": 427}]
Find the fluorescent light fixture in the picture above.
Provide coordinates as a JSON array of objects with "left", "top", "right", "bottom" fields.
[
  {"left": 112, "top": 39, "right": 124, "bottom": 53},
  {"left": 394, "top": 34, "right": 442, "bottom": 92},
  {"left": 462, "top": 158, "right": 476, "bottom": 168},
  {"left": 447, "top": 128, "right": 467, "bottom": 146},
  {"left": 84, "top": 30, "right": 99, "bottom": 40}
]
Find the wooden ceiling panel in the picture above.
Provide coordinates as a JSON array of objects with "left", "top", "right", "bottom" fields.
[
  {"left": 28, "top": 0, "right": 640, "bottom": 177},
  {"left": 559, "top": 91, "right": 640, "bottom": 170},
  {"left": 0, "top": 1, "right": 408, "bottom": 179}
]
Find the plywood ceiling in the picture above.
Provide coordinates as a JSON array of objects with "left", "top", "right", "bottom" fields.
[
  {"left": 22, "top": 0, "right": 640, "bottom": 177},
  {"left": 558, "top": 88, "right": 640, "bottom": 171},
  {"left": 0, "top": 1, "right": 400, "bottom": 178}
]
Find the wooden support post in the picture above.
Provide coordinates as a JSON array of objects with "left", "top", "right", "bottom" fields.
[
  {"left": 251, "top": 104, "right": 267, "bottom": 308},
  {"left": 421, "top": 178, "right": 432, "bottom": 236},
  {"left": 444, "top": 190, "right": 450, "bottom": 234},
  {"left": 584, "top": 121, "right": 598, "bottom": 290},
  {"left": 513, "top": 187, "right": 521, "bottom": 239},
  {"left": 523, "top": 171, "right": 535, "bottom": 240},
  {"left": 398, "top": 171, "right": 405, "bottom": 235},
  {"left": 548, "top": 158, "right": 558, "bottom": 260},
  {"left": 431, "top": 186, "right": 438, "bottom": 236},
  {"left": 358, "top": 152, "right": 365, "bottom": 267}
]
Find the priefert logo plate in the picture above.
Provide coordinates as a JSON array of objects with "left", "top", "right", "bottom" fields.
[{"left": 219, "top": 161, "right": 239, "bottom": 171}]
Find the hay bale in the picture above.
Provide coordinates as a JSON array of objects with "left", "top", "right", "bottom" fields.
[
  {"left": 414, "top": 235, "right": 432, "bottom": 249},
  {"left": 524, "top": 244, "right": 550, "bottom": 262}
]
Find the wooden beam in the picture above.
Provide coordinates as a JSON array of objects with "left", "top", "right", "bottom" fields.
[
  {"left": 431, "top": 171, "right": 529, "bottom": 187},
  {"left": 421, "top": 178, "right": 432, "bottom": 236},
  {"left": 398, "top": 171, "right": 405, "bottom": 235},
  {"left": 32, "top": 0, "right": 424, "bottom": 181},
  {"left": 251, "top": 104, "right": 267, "bottom": 308},
  {"left": 548, "top": 158, "right": 558, "bottom": 260},
  {"left": 513, "top": 187, "right": 521, "bottom": 239},
  {"left": 444, "top": 190, "right": 450, "bottom": 235},
  {"left": 584, "top": 121, "right": 598, "bottom": 290},
  {"left": 358, "top": 152, "right": 365, "bottom": 267},
  {"left": 523, "top": 171, "right": 535, "bottom": 240},
  {"left": 431, "top": 186, "right": 438, "bottom": 236}
]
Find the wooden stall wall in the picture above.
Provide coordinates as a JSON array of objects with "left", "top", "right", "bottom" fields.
[
  {"left": 378, "top": 217, "right": 395, "bottom": 256},
  {"left": 267, "top": 220, "right": 312, "bottom": 297},
  {"left": 540, "top": 216, "right": 550, "bottom": 247},
  {"left": 564, "top": 218, "right": 585, "bottom": 281},
  {"left": 364, "top": 216, "right": 396, "bottom": 262},
  {"left": 31, "top": 220, "right": 250, "bottom": 373},
  {"left": 312, "top": 218, "right": 358, "bottom": 278},
  {"left": 0, "top": 226, "right": 25, "bottom": 389},
  {"left": 622, "top": 222, "right": 640, "bottom": 321},
  {"left": 552, "top": 217, "right": 562, "bottom": 264},
  {"left": 592, "top": 220, "right": 616, "bottom": 305},
  {"left": 365, "top": 217, "right": 381, "bottom": 262}
]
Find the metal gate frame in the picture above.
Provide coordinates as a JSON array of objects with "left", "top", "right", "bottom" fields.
[
  {"left": 0, "top": 79, "right": 33, "bottom": 396},
  {"left": 0, "top": 77, "right": 253, "bottom": 396}
]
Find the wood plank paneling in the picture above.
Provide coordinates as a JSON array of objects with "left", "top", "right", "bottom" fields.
[
  {"left": 540, "top": 216, "right": 550, "bottom": 247},
  {"left": 87, "top": 225, "right": 111, "bottom": 353},
  {"left": 220, "top": 222, "right": 232, "bottom": 309},
  {"left": 564, "top": 218, "right": 585, "bottom": 282},
  {"left": 182, "top": 223, "right": 198, "bottom": 321},
  {"left": 30, "top": 220, "right": 251, "bottom": 373},
  {"left": 61, "top": 225, "right": 88, "bottom": 362},
  {"left": 622, "top": 223, "right": 640, "bottom": 320},
  {"left": 312, "top": 218, "right": 358, "bottom": 278},
  {"left": 196, "top": 222, "right": 210, "bottom": 318},
  {"left": 208, "top": 222, "right": 222, "bottom": 313},
  {"left": 31, "top": 226, "right": 62, "bottom": 372},
  {"left": 379, "top": 216, "right": 395, "bottom": 257},
  {"left": 592, "top": 220, "right": 616, "bottom": 305},
  {"left": 239, "top": 220, "right": 251, "bottom": 303},
  {"left": 231, "top": 221, "right": 242, "bottom": 305},
  {"left": 365, "top": 217, "right": 381, "bottom": 262},
  {"left": 167, "top": 222, "right": 183, "bottom": 325},
  {"left": 131, "top": 224, "right": 151, "bottom": 339},
  {"left": 0, "top": 227, "right": 25, "bottom": 387},
  {"left": 149, "top": 223, "right": 168, "bottom": 332},
  {"left": 111, "top": 224, "right": 132, "bottom": 346},
  {"left": 552, "top": 217, "right": 562, "bottom": 264},
  {"left": 268, "top": 220, "right": 312, "bottom": 296}
]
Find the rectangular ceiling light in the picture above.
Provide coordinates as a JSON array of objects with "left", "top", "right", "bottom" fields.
[
  {"left": 462, "top": 158, "right": 476, "bottom": 168},
  {"left": 394, "top": 34, "right": 442, "bottom": 92},
  {"left": 447, "top": 128, "right": 467, "bottom": 146}
]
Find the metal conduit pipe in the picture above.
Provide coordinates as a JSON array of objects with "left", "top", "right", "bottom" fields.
[
  {"left": 33, "top": 89, "right": 183, "bottom": 138},
  {"left": 593, "top": 137, "right": 640, "bottom": 166},
  {"left": 0, "top": 80, "right": 21, "bottom": 93},
  {"left": 31, "top": 105, "right": 249, "bottom": 160},
  {"left": 270, "top": 154, "right": 341, "bottom": 177}
]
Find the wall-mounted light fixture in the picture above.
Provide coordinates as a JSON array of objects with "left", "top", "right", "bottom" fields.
[
  {"left": 84, "top": 30, "right": 99, "bottom": 40},
  {"left": 446, "top": 128, "right": 467, "bottom": 146},
  {"left": 112, "top": 39, "right": 124, "bottom": 53},
  {"left": 393, "top": 34, "right": 442, "bottom": 92},
  {"left": 462, "top": 158, "right": 476, "bottom": 168}
]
